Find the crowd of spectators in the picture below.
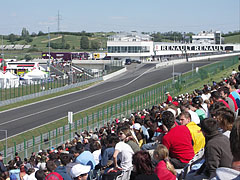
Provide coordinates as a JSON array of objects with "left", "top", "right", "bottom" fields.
[{"left": 1, "top": 68, "right": 240, "bottom": 180}]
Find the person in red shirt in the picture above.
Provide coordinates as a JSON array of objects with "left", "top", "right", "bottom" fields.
[
  {"left": 165, "top": 92, "right": 172, "bottom": 104},
  {"left": 211, "top": 90, "right": 230, "bottom": 109},
  {"left": 161, "top": 111, "right": 194, "bottom": 169},
  {"left": 154, "top": 144, "right": 177, "bottom": 180}
]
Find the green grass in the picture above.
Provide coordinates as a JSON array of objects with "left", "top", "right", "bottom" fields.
[{"left": 223, "top": 34, "right": 240, "bottom": 44}]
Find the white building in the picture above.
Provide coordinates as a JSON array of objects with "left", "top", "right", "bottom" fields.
[
  {"left": 107, "top": 32, "right": 239, "bottom": 62},
  {"left": 192, "top": 31, "right": 222, "bottom": 44},
  {"left": 107, "top": 32, "right": 154, "bottom": 61}
]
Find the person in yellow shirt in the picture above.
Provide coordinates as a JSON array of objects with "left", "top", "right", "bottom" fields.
[{"left": 179, "top": 111, "right": 205, "bottom": 154}]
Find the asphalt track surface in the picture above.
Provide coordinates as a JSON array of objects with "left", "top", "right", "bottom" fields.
[{"left": 0, "top": 57, "right": 235, "bottom": 139}]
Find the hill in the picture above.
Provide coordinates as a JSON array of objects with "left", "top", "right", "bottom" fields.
[{"left": 223, "top": 34, "right": 240, "bottom": 44}]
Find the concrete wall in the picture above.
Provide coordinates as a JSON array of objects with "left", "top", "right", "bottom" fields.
[{"left": 155, "top": 52, "right": 240, "bottom": 69}]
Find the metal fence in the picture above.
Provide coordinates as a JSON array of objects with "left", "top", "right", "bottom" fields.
[
  {"left": 0, "top": 56, "right": 239, "bottom": 163},
  {"left": 0, "top": 60, "right": 124, "bottom": 102}
]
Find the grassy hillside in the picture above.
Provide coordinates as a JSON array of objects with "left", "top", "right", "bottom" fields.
[
  {"left": 223, "top": 34, "right": 240, "bottom": 44},
  {"left": 1, "top": 32, "right": 112, "bottom": 59}
]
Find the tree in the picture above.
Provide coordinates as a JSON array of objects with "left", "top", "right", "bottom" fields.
[
  {"left": 80, "top": 36, "right": 89, "bottom": 49},
  {"left": 8, "top": 33, "right": 17, "bottom": 43},
  {"left": 24, "top": 54, "right": 32, "bottom": 61},
  {"left": 38, "top": 31, "right": 45, "bottom": 36},
  {"left": 91, "top": 40, "right": 100, "bottom": 50},
  {"left": 21, "top": 28, "right": 29, "bottom": 39}
]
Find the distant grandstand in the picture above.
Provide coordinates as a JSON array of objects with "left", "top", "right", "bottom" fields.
[{"left": 0, "top": 44, "right": 31, "bottom": 50}]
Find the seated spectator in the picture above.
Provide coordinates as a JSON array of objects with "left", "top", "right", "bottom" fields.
[
  {"left": 212, "top": 119, "right": 240, "bottom": 179},
  {"left": 73, "top": 142, "right": 96, "bottom": 170},
  {"left": 0, "top": 154, "right": 7, "bottom": 174},
  {"left": 113, "top": 127, "right": 134, "bottom": 171},
  {"left": 186, "top": 118, "right": 233, "bottom": 179},
  {"left": 219, "top": 86, "right": 238, "bottom": 118},
  {"left": 161, "top": 111, "right": 194, "bottom": 169},
  {"left": 70, "top": 163, "right": 91, "bottom": 180},
  {"left": 8, "top": 160, "right": 20, "bottom": 180},
  {"left": 191, "top": 97, "right": 206, "bottom": 121},
  {"left": 180, "top": 101, "right": 200, "bottom": 125},
  {"left": 90, "top": 141, "right": 101, "bottom": 165},
  {"left": 117, "top": 125, "right": 140, "bottom": 153},
  {"left": 211, "top": 90, "right": 230, "bottom": 109},
  {"left": 132, "top": 123, "right": 145, "bottom": 148},
  {"left": 153, "top": 144, "right": 177, "bottom": 180},
  {"left": 215, "top": 106, "right": 235, "bottom": 138},
  {"left": 179, "top": 111, "right": 205, "bottom": 154},
  {"left": 35, "top": 170, "right": 46, "bottom": 180},
  {"left": 165, "top": 92, "right": 172, "bottom": 104},
  {"left": 55, "top": 153, "right": 72, "bottom": 180},
  {"left": 131, "top": 151, "right": 159, "bottom": 180}
]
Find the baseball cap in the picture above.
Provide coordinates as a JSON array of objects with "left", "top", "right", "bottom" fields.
[
  {"left": 70, "top": 164, "right": 91, "bottom": 178},
  {"left": 133, "top": 123, "right": 141, "bottom": 130}
]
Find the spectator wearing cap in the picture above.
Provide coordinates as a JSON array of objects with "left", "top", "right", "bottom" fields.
[
  {"left": 179, "top": 111, "right": 205, "bottom": 154},
  {"left": 161, "top": 111, "right": 194, "bottom": 169},
  {"left": 186, "top": 118, "right": 233, "bottom": 180},
  {"left": 74, "top": 142, "right": 96, "bottom": 170},
  {"left": 165, "top": 92, "right": 172, "bottom": 104},
  {"left": 191, "top": 97, "right": 206, "bottom": 121},
  {"left": 54, "top": 153, "right": 72, "bottom": 180},
  {"left": 70, "top": 164, "right": 91, "bottom": 180},
  {"left": 132, "top": 123, "right": 145, "bottom": 148}
]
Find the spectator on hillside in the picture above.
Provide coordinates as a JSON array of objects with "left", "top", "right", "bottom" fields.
[
  {"left": 8, "top": 160, "right": 20, "bottom": 180},
  {"left": 161, "top": 111, "right": 194, "bottom": 169},
  {"left": 90, "top": 141, "right": 101, "bottom": 165},
  {"left": 153, "top": 144, "right": 177, "bottom": 180},
  {"left": 132, "top": 123, "right": 145, "bottom": 148},
  {"left": 179, "top": 111, "right": 205, "bottom": 154},
  {"left": 186, "top": 118, "right": 233, "bottom": 179},
  {"left": 131, "top": 151, "right": 159, "bottom": 180}
]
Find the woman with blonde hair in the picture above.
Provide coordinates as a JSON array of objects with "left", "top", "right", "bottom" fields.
[{"left": 153, "top": 144, "right": 176, "bottom": 180}]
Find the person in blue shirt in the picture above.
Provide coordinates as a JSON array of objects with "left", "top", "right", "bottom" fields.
[{"left": 73, "top": 142, "right": 96, "bottom": 170}]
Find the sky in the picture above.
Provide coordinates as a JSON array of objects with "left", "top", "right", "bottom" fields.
[{"left": 0, "top": 0, "right": 239, "bottom": 35}]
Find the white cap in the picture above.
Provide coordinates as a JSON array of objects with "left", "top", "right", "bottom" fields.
[
  {"left": 70, "top": 164, "right": 91, "bottom": 178},
  {"left": 133, "top": 123, "right": 141, "bottom": 130}
]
